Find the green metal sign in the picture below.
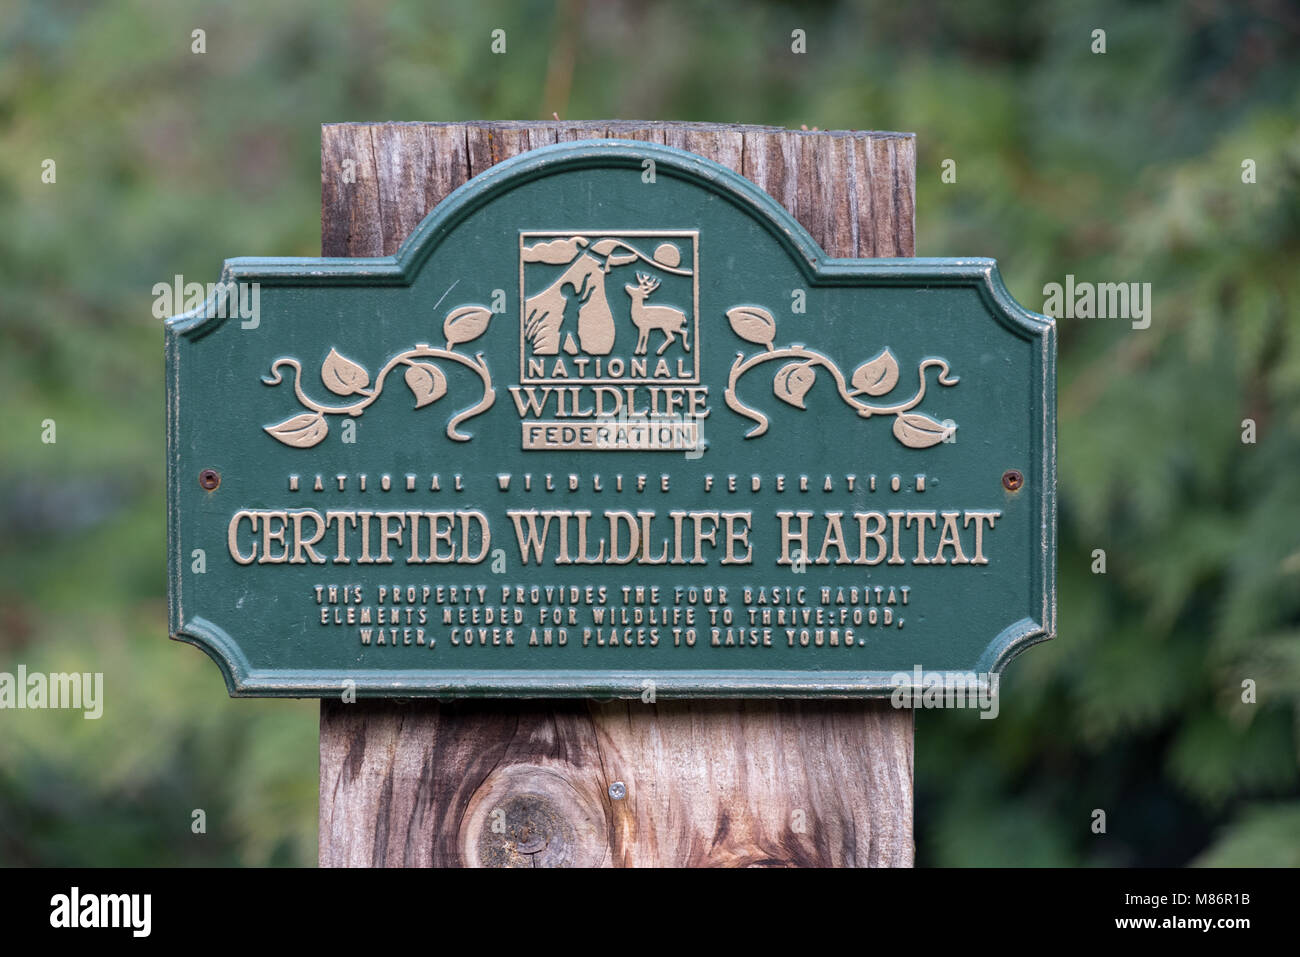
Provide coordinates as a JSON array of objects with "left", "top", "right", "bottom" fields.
[{"left": 166, "top": 140, "right": 1055, "bottom": 698}]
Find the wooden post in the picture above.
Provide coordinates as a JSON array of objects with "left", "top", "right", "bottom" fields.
[{"left": 318, "top": 121, "right": 916, "bottom": 867}]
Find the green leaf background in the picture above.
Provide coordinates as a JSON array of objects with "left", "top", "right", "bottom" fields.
[{"left": 1, "top": 0, "right": 1297, "bottom": 865}]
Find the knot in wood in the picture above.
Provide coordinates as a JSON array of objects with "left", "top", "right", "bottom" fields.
[{"left": 462, "top": 764, "right": 610, "bottom": 868}]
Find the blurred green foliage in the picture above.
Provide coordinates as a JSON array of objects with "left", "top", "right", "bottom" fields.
[{"left": 1, "top": 0, "right": 1297, "bottom": 866}]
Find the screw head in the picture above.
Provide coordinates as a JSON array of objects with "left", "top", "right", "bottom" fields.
[
  {"left": 608, "top": 781, "right": 626, "bottom": 801},
  {"left": 1002, "top": 469, "right": 1023, "bottom": 492},
  {"left": 199, "top": 469, "right": 221, "bottom": 491}
]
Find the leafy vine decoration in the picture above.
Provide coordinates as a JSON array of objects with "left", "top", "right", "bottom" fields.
[
  {"left": 261, "top": 304, "right": 496, "bottom": 448},
  {"left": 722, "top": 305, "right": 959, "bottom": 448}
]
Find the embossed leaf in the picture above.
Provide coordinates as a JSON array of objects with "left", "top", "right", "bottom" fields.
[
  {"left": 727, "top": 306, "right": 777, "bottom": 348},
  {"left": 606, "top": 252, "right": 639, "bottom": 268},
  {"left": 590, "top": 238, "right": 621, "bottom": 255},
  {"left": 321, "top": 348, "right": 370, "bottom": 395},
  {"left": 520, "top": 236, "right": 588, "bottom": 264},
  {"left": 851, "top": 347, "right": 900, "bottom": 396},
  {"left": 892, "top": 412, "right": 954, "bottom": 448},
  {"left": 404, "top": 362, "right": 447, "bottom": 408},
  {"left": 443, "top": 305, "right": 492, "bottom": 347},
  {"left": 773, "top": 361, "right": 817, "bottom": 409},
  {"left": 264, "top": 412, "right": 328, "bottom": 448}
]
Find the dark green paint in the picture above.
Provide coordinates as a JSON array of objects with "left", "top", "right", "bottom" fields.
[{"left": 166, "top": 140, "right": 1056, "bottom": 698}]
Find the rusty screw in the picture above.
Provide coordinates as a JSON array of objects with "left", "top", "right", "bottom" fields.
[
  {"left": 199, "top": 469, "right": 221, "bottom": 491},
  {"left": 1002, "top": 469, "right": 1023, "bottom": 492}
]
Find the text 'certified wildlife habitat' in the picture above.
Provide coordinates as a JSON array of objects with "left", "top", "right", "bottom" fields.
[{"left": 165, "top": 140, "right": 1056, "bottom": 697}]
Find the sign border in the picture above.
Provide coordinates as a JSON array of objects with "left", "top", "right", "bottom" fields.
[{"left": 166, "top": 139, "right": 1056, "bottom": 698}]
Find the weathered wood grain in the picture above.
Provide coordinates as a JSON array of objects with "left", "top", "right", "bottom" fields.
[{"left": 319, "top": 121, "right": 916, "bottom": 867}]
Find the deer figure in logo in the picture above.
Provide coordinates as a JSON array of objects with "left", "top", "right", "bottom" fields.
[{"left": 624, "top": 272, "right": 690, "bottom": 356}]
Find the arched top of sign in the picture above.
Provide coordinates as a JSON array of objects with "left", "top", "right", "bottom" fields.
[{"left": 166, "top": 139, "right": 1052, "bottom": 345}]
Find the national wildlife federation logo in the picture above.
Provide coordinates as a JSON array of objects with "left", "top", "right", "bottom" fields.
[{"left": 512, "top": 230, "right": 706, "bottom": 451}]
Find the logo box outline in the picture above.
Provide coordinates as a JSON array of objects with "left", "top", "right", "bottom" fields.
[{"left": 518, "top": 228, "right": 700, "bottom": 385}]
